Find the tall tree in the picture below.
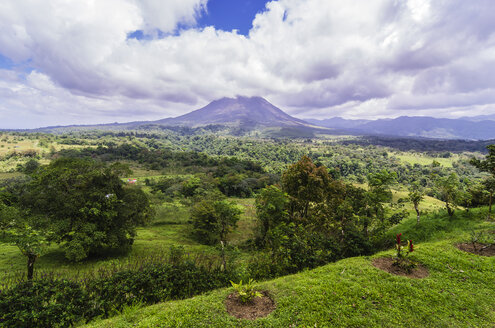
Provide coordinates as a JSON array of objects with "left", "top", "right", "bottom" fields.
[
  {"left": 281, "top": 155, "right": 331, "bottom": 221},
  {"left": 434, "top": 173, "right": 461, "bottom": 217},
  {"left": 255, "top": 185, "right": 289, "bottom": 247},
  {"left": 408, "top": 184, "right": 424, "bottom": 224},
  {"left": 366, "top": 169, "right": 397, "bottom": 223}
]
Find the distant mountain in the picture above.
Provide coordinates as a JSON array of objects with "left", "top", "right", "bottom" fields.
[
  {"left": 27, "top": 97, "right": 495, "bottom": 140},
  {"left": 309, "top": 116, "right": 495, "bottom": 140},
  {"left": 305, "top": 117, "right": 371, "bottom": 129},
  {"left": 459, "top": 114, "right": 495, "bottom": 122},
  {"left": 31, "top": 96, "right": 329, "bottom": 138},
  {"left": 156, "top": 96, "right": 311, "bottom": 128}
]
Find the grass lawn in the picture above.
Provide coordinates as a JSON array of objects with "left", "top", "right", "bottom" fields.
[{"left": 86, "top": 208, "right": 495, "bottom": 328}]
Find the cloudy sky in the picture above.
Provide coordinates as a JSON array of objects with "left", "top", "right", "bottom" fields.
[{"left": 1, "top": 0, "right": 495, "bottom": 129}]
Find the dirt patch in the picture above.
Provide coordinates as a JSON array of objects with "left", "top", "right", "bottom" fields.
[
  {"left": 225, "top": 291, "right": 276, "bottom": 320},
  {"left": 457, "top": 242, "right": 495, "bottom": 256},
  {"left": 372, "top": 257, "right": 429, "bottom": 279}
]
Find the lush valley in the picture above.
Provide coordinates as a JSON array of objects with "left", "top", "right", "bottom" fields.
[{"left": 1, "top": 130, "right": 495, "bottom": 327}]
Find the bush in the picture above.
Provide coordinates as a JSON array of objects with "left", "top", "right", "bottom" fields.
[
  {"left": 0, "top": 279, "right": 98, "bottom": 328},
  {"left": 88, "top": 258, "right": 234, "bottom": 315},
  {"left": 0, "top": 252, "right": 239, "bottom": 326}
]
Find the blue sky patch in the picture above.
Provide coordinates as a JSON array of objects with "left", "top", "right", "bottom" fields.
[
  {"left": 0, "top": 53, "right": 14, "bottom": 70},
  {"left": 197, "top": 0, "right": 270, "bottom": 35}
]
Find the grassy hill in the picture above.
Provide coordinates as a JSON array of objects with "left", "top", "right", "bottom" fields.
[{"left": 85, "top": 209, "right": 495, "bottom": 328}]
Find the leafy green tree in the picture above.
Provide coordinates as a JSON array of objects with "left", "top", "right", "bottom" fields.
[
  {"left": 282, "top": 155, "right": 331, "bottom": 221},
  {"left": 255, "top": 185, "right": 289, "bottom": 247},
  {"left": 23, "top": 158, "right": 40, "bottom": 174},
  {"left": 366, "top": 169, "right": 397, "bottom": 222},
  {"left": 408, "top": 186, "right": 424, "bottom": 224},
  {"left": 0, "top": 204, "right": 49, "bottom": 279},
  {"left": 483, "top": 177, "right": 495, "bottom": 217},
  {"left": 471, "top": 146, "right": 495, "bottom": 217},
  {"left": 20, "top": 158, "right": 153, "bottom": 261},
  {"left": 190, "top": 199, "right": 242, "bottom": 245},
  {"left": 434, "top": 173, "right": 461, "bottom": 216}
]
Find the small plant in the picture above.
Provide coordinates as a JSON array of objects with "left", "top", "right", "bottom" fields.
[
  {"left": 230, "top": 279, "right": 263, "bottom": 304},
  {"left": 470, "top": 230, "right": 483, "bottom": 253},
  {"left": 393, "top": 233, "right": 416, "bottom": 273},
  {"left": 469, "top": 230, "right": 494, "bottom": 254}
]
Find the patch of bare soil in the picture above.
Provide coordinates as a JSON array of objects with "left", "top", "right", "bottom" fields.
[
  {"left": 457, "top": 242, "right": 495, "bottom": 256},
  {"left": 225, "top": 291, "right": 276, "bottom": 320},
  {"left": 372, "top": 257, "right": 429, "bottom": 278}
]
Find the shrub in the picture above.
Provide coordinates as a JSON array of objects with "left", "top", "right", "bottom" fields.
[
  {"left": 88, "top": 260, "right": 234, "bottom": 315},
  {"left": 230, "top": 279, "right": 262, "bottom": 304},
  {"left": 393, "top": 233, "right": 416, "bottom": 273},
  {"left": 0, "top": 279, "right": 99, "bottom": 328}
]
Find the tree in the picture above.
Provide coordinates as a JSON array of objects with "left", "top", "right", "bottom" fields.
[
  {"left": 282, "top": 155, "right": 331, "bottom": 221},
  {"left": 255, "top": 185, "right": 289, "bottom": 247},
  {"left": 190, "top": 199, "right": 242, "bottom": 245},
  {"left": 0, "top": 204, "right": 49, "bottom": 280},
  {"left": 483, "top": 177, "right": 495, "bottom": 217},
  {"left": 20, "top": 158, "right": 153, "bottom": 261},
  {"left": 366, "top": 169, "right": 397, "bottom": 223},
  {"left": 408, "top": 185, "right": 424, "bottom": 224},
  {"left": 471, "top": 145, "right": 495, "bottom": 217},
  {"left": 434, "top": 173, "right": 461, "bottom": 217}
]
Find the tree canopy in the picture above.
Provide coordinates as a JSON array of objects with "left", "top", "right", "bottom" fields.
[{"left": 19, "top": 158, "right": 153, "bottom": 261}]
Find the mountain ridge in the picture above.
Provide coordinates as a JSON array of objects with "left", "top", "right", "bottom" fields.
[{"left": 307, "top": 115, "right": 495, "bottom": 140}]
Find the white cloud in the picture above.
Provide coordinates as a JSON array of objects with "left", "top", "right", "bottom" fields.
[{"left": 0, "top": 0, "right": 495, "bottom": 128}]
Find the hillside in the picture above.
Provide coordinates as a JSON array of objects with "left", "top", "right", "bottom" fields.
[{"left": 86, "top": 210, "right": 495, "bottom": 328}]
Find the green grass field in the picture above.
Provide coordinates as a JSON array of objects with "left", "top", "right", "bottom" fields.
[
  {"left": 391, "top": 152, "right": 468, "bottom": 168},
  {"left": 86, "top": 208, "right": 495, "bottom": 328}
]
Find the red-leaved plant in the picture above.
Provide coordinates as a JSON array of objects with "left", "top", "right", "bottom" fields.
[{"left": 394, "top": 233, "right": 416, "bottom": 272}]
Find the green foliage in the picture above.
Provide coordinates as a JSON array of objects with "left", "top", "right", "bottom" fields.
[
  {"left": 0, "top": 279, "right": 97, "bottom": 328},
  {"left": 471, "top": 146, "right": 495, "bottom": 215},
  {"left": 470, "top": 144, "right": 495, "bottom": 175},
  {"left": 86, "top": 222, "right": 495, "bottom": 328},
  {"left": 190, "top": 199, "right": 242, "bottom": 245},
  {"left": 408, "top": 187, "right": 424, "bottom": 223},
  {"left": 230, "top": 279, "right": 262, "bottom": 304},
  {"left": 282, "top": 155, "right": 331, "bottom": 220},
  {"left": 20, "top": 158, "right": 153, "bottom": 261},
  {"left": 254, "top": 156, "right": 378, "bottom": 275},
  {"left": 434, "top": 173, "right": 463, "bottom": 216},
  {"left": 0, "top": 247, "right": 241, "bottom": 326},
  {"left": 22, "top": 158, "right": 40, "bottom": 174},
  {"left": 393, "top": 234, "right": 416, "bottom": 273},
  {"left": 89, "top": 261, "right": 232, "bottom": 316},
  {"left": 254, "top": 185, "right": 289, "bottom": 247},
  {"left": 0, "top": 204, "right": 51, "bottom": 280}
]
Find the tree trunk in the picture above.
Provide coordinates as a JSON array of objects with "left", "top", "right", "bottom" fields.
[
  {"left": 27, "top": 254, "right": 37, "bottom": 280},
  {"left": 446, "top": 202, "right": 454, "bottom": 217},
  {"left": 489, "top": 192, "right": 493, "bottom": 214},
  {"left": 414, "top": 204, "right": 420, "bottom": 224}
]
